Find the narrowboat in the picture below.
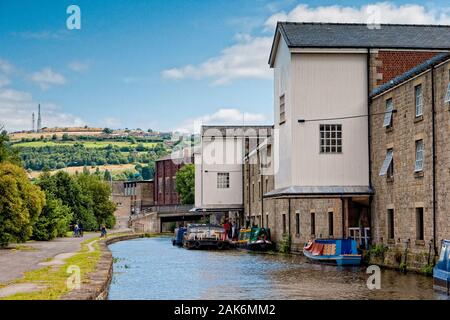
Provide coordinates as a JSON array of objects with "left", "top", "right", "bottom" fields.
[
  {"left": 172, "top": 227, "right": 187, "bottom": 246},
  {"left": 433, "top": 240, "right": 450, "bottom": 294},
  {"left": 234, "top": 227, "right": 274, "bottom": 251},
  {"left": 303, "top": 239, "right": 361, "bottom": 266},
  {"left": 183, "top": 224, "right": 229, "bottom": 250}
]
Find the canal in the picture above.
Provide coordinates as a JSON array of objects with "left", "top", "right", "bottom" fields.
[{"left": 108, "top": 237, "right": 448, "bottom": 300}]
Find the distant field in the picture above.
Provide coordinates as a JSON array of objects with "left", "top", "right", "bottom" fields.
[
  {"left": 12, "top": 140, "right": 158, "bottom": 149},
  {"left": 10, "top": 131, "right": 103, "bottom": 142},
  {"left": 28, "top": 163, "right": 138, "bottom": 179}
]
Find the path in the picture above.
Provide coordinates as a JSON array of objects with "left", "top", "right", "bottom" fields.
[
  {"left": 0, "top": 233, "right": 98, "bottom": 285},
  {"left": 0, "top": 228, "right": 132, "bottom": 289}
]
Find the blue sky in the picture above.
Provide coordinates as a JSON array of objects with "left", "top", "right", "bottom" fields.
[{"left": 1, "top": 0, "right": 449, "bottom": 132}]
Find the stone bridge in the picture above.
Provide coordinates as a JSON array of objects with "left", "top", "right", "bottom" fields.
[{"left": 128, "top": 205, "right": 207, "bottom": 233}]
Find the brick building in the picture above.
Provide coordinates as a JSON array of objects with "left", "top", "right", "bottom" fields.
[
  {"left": 154, "top": 150, "right": 194, "bottom": 206},
  {"left": 369, "top": 53, "right": 450, "bottom": 268}
]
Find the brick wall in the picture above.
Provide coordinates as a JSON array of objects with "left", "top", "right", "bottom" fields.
[{"left": 373, "top": 50, "right": 439, "bottom": 87}]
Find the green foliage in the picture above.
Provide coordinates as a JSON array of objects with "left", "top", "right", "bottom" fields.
[
  {"left": 37, "top": 171, "right": 116, "bottom": 231},
  {"left": 420, "top": 263, "right": 433, "bottom": 276},
  {"left": 369, "top": 244, "right": 388, "bottom": 259},
  {"left": 174, "top": 164, "right": 195, "bottom": 204},
  {"left": 102, "top": 128, "right": 113, "bottom": 134},
  {"left": 103, "top": 169, "right": 112, "bottom": 181},
  {"left": 0, "top": 131, "right": 21, "bottom": 166},
  {"left": 0, "top": 162, "right": 45, "bottom": 246},
  {"left": 278, "top": 234, "right": 291, "bottom": 253},
  {"left": 399, "top": 262, "right": 407, "bottom": 273},
  {"left": 32, "top": 195, "right": 72, "bottom": 241},
  {"left": 14, "top": 141, "right": 167, "bottom": 171},
  {"left": 141, "top": 165, "right": 153, "bottom": 180}
]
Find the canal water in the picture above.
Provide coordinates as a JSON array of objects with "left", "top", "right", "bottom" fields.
[{"left": 108, "top": 237, "right": 448, "bottom": 300}]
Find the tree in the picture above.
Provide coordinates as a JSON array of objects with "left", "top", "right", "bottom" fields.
[
  {"left": 141, "top": 165, "right": 153, "bottom": 180},
  {"left": 32, "top": 195, "right": 72, "bottom": 241},
  {"left": 37, "top": 171, "right": 98, "bottom": 231},
  {"left": 62, "top": 133, "right": 70, "bottom": 141},
  {"left": 102, "top": 128, "right": 113, "bottom": 134},
  {"left": 51, "top": 134, "right": 57, "bottom": 140},
  {"left": 103, "top": 169, "right": 112, "bottom": 181},
  {"left": 175, "top": 164, "right": 195, "bottom": 204},
  {"left": 0, "top": 130, "right": 21, "bottom": 165},
  {"left": 0, "top": 162, "right": 45, "bottom": 246},
  {"left": 77, "top": 174, "right": 116, "bottom": 228}
]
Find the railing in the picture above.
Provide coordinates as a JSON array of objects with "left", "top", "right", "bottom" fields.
[
  {"left": 152, "top": 204, "right": 194, "bottom": 213},
  {"left": 349, "top": 227, "right": 371, "bottom": 250}
]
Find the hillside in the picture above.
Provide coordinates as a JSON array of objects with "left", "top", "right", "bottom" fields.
[{"left": 10, "top": 129, "right": 176, "bottom": 181}]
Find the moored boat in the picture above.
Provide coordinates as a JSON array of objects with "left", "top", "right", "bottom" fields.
[
  {"left": 182, "top": 224, "right": 229, "bottom": 250},
  {"left": 303, "top": 239, "right": 361, "bottom": 266},
  {"left": 172, "top": 227, "right": 187, "bottom": 246},
  {"left": 234, "top": 227, "right": 274, "bottom": 251},
  {"left": 433, "top": 240, "right": 450, "bottom": 294}
]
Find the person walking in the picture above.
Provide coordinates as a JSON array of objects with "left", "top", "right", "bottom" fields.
[
  {"left": 73, "top": 224, "right": 79, "bottom": 237},
  {"left": 100, "top": 225, "right": 107, "bottom": 238},
  {"left": 78, "top": 222, "right": 83, "bottom": 237}
]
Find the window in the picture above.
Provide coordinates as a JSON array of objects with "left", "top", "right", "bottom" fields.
[
  {"left": 379, "top": 149, "right": 394, "bottom": 177},
  {"left": 279, "top": 94, "right": 286, "bottom": 124},
  {"left": 295, "top": 212, "right": 300, "bottom": 235},
  {"left": 445, "top": 83, "right": 450, "bottom": 103},
  {"left": 387, "top": 209, "right": 394, "bottom": 240},
  {"left": 158, "top": 177, "right": 163, "bottom": 194},
  {"left": 414, "top": 84, "right": 423, "bottom": 117},
  {"left": 320, "top": 124, "right": 342, "bottom": 153},
  {"left": 310, "top": 212, "right": 316, "bottom": 235},
  {"left": 383, "top": 98, "right": 394, "bottom": 128},
  {"left": 217, "top": 172, "right": 230, "bottom": 188},
  {"left": 328, "top": 212, "right": 334, "bottom": 236},
  {"left": 258, "top": 180, "right": 261, "bottom": 200},
  {"left": 416, "top": 208, "right": 424, "bottom": 241},
  {"left": 415, "top": 140, "right": 424, "bottom": 172},
  {"left": 172, "top": 176, "right": 177, "bottom": 192},
  {"left": 165, "top": 177, "right": 170, "bottom": 193},
  {"left": 266, "top": 214, "right": 269, "bottom": 228},
  {"left": 282, "top": 214, "right": 287, "bottom": 234}
]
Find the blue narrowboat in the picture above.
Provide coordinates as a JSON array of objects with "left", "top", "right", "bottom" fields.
[
  {"left": 433, "top": 240, "right": 450, "bottom": 294},
  {"left": 172, "top": 227, "right": 187, "bottom": 247},
  {"left": 303, "top": 239, "right": 361, "bottom": 266}
]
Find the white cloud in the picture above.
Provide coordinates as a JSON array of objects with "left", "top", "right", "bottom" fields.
[
  {"left": 0, "top": 59, "right": 13, "bottom": 74},
  {"left": 162, "top": 35, "right": 273, "bottom": 85},
  {"left": 0, "top": 75, "right": 10, "bottom": 88},
  {"left": 99, "top": 117, "right": 121, "bottom": 128},
  {"left": 175, "top": 108, "right": 269, "bottom": 134},
  {"left": 29, "top": 67, "right": 66, "bottom": 90},
  {"left": 68, "top": 60, "right": 90, "bottom": 73},
  {"left": 0, "top": 87, "right": 85, "bottom": 132},
  {"left": 264, "top": 2, "right": 450, "bottom": 30}
]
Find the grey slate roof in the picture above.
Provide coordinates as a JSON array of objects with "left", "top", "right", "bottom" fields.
[
  {"left": 370, "top": 52, "right": 450, "bottom": 98},
  {"left": 279, "top": 22, "right": 450, "bottom": 49},
  {"left": 270, "top": 22, "right": 450, "bottom": 65},
  {"left": 264, "top": 185, "right": 374, "bottom": 198}
]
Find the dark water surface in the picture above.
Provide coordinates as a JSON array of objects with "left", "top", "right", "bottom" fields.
[{"left": 108, "top": 237, "right": 448, "bottom": 300}]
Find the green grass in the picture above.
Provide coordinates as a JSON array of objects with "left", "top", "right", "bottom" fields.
[
  {"left": 0, "top": 237, "right": 101, "bottom": 300},
  {"left": 12, "top": 141, "right": 158, "bottom": 149}
]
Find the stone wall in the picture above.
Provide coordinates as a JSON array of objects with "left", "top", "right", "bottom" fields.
[{"left": 370, "top": 58, "right": 450, "bottom": 267}]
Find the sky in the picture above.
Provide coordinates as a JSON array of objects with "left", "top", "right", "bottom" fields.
[{"left": 1, "top": 0, "right": 450, "bottom": 133}]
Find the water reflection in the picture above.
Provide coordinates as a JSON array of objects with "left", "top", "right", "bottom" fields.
[{"left": 108, "top": 237, "right": 448, "bottom": 300}]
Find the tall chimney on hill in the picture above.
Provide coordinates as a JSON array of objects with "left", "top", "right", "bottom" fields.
[{"left": 37, "top": 104, "right": 42, "bottom": 132}]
